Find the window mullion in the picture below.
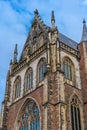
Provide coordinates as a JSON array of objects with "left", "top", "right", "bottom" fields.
[
  {"left": 31, "top": 73, "right": 33, "bottom": 88},
  {"left": 42, "top": 65, "right": 44, "bottom": 80},
  {"left": 27, "top": 75, "right": 28, "bottom": 90},
  {"left": 29, "top": 75, "right": 30, "bottom": 90},
  {"left": 17, "top": 84, "right": 18, "bottom": 98},
  {"left": 29, "top": 75, "right": 30, "bottom": 89},
  {"left": 68, "top": 65, "right": 70, "bottom": 80},
  {"left": 30, "top": 74, "right": 32, "bottom": 89}
]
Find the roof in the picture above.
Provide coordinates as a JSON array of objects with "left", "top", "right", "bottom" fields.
[
  {"left": 19, "top": 10, "right": 79, "bottom": 62},
  {"left": 59, "top": 33, "right": 78, "bottom": 50}
]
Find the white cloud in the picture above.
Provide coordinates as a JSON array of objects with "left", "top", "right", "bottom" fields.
[
  {"left": 83, "top": 0, "right": 87, "bottom": 5},
  {"left": 0, "top": 0, "right": 87, "bottom": 109}
]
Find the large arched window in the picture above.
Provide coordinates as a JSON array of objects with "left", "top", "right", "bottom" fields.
[
  {"left": 14, "top": 76, "right": 21, "bottom": 99},
  {"left": 63, "top": 57, "right": 75, "bottom": 82},
  {"left": 19, "top": 99, "right": 40, "bottom": 130},
  {"left": 37, "top": 58, "right": 46, "bottom": 83},
  {"left": 71, "top": 96, "right": 81, "bottom": 130},
  {"left": 24, "top": 67, "right": 33, "bottom": 93}
]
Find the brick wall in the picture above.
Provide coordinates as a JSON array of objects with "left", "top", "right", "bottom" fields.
[
  {"left": 65, "top": 83, "right": 83, "bottom": 130},
  {"left": 7, "top": 86, "right": 43, "bottom": 130},
  {"left": 78, "top": 42, "right": 87, "bottom": 129}
]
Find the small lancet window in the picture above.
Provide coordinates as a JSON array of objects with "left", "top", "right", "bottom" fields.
[
  {"left": 71, "top": 97, "right": 81, "bottom": 130},
  {"left": 24, "top": 68, "right": 33, "bottom": 93},
  {"left": 14, "top": 76, "right": 21, "bottom": 99},
  {"left": 39, "top": 64, "right": 46, "bottom": 82},
  {"left": 63, "top": 57, "right": 74, "bottom": 81},
  {"left": 37, "top": 58, "right": 46, "bottom": 83}
]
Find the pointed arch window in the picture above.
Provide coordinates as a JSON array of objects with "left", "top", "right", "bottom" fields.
[
  {"left": 24, "top": 68, "right": 33, "bottom": 93},
  {"left": 37, "top": 58, "right": 46, "bottom": 83},
  {"left": 71, "top": 97, "right": 81, "bottom": 130},
  {"left": 39, "top": 63, "right": 46, "bottom": 82},
  {"left": 63, "top": 57, "right": 75, "bottom": 82},
  {"left": 14, "top": 76, "right": 21, "bottom": 99},
  {"left": 19, "top": 100, "right": 40, "bottom": 130}
]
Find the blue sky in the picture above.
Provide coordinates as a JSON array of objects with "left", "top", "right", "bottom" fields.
[{"left": 0, "top": 0, "right": 87, "bottom": 110}]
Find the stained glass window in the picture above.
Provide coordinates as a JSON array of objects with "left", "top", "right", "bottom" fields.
[
  {"left": 19, "top": 100, "right": 40, "bottom": 130},
  {"left": 71, "top": 97, "right": 81, "bottom": 130}
]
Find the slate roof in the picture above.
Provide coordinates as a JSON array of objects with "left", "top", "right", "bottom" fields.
[{"left": 59, "top": 33, "right": 78, "bottom": 50}]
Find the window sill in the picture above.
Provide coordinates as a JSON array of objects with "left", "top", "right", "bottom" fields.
[
  {"left": 12, "top": 96, "right": 22, "bottom": 104},
  {"left": 24, "top": 88, "right": 35, "bottom": 95},
  {"left": 64, "top": 78, "right": 81, "bottom": 90},
  {"left": 64, "top": 78, "right": 73, "bottom": 86},
  {"left": 37, "top": 80, "right": 44, "bottom": 88}
]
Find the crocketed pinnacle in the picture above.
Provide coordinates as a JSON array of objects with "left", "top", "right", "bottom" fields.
[
  {"left": 81, "top": 18, "right": 87, "bottom": 42},
  {"left": 13, "top": 44, "right": 18, "bottom": 63},
  {"left": 51, "top": 10, "right": 55, "bottom": 28}
]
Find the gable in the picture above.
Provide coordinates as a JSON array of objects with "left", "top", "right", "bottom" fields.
[{"left": 19, "top": 10, "right": 49, "bottom": 62}]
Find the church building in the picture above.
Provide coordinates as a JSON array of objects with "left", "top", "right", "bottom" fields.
[{"left": 1, "top": 10, "right": 87, "bottom": 130}]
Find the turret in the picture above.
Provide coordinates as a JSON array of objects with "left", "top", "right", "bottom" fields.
[
  {"left": 78, "top": 19, "right": 87, "bottom": 128},
  {"left": 4, "top": 70, "right": 10, "bottom": 101},
  {"left": 2, "top": 69, "right": 11, "bottom": 130},
  {"left": 47, "top": 11, "right": 60, "bottom": 72}
]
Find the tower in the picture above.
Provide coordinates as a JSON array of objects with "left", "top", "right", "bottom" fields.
[{"left": 78, "top": 19, "right": 87, "bottom": 129}]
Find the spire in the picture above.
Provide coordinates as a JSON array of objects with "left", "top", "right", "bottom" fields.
[
  {"left": 81, "top": 18, "right": 87, "bottom": 42},
  {"left": 13, "top": 44, "right": 18, "bottom": 63},
  {"left": 51, "top": 10, "right": 55, "bottom": 28}
]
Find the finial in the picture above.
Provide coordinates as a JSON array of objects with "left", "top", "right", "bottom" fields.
[
  {"left": 34, "top": 9, "right": 38, "bottom": 15},
  {"left": 13, "top": 44, "right": 18, "bottom": 63},
  {"left": 83, "top": 18, "right": 86, "bottom": 29},
  {"left": 14, "top": 44, "right": 18, "bottom": 54},
  {"left": 51, "top": 11, "right": 55, "bottom": 22},
  {"left": 83, "top": 18, "right": 86, "bottom": 24},
  {"left": 51, "top": 10, "right": 55, "bottom": 28}
]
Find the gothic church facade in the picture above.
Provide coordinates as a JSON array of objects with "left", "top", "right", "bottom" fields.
[{"left": 1, "top": 10, "right": 87, "bottom": 130}]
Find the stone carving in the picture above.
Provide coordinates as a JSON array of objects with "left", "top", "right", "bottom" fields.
[{"left": 51, "top": 30, "right": 58, "bottom": 44}]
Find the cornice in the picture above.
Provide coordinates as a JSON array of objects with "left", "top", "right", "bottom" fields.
[
  {"left": 60, "top": 42, "right": 79, "bottom": 57},
  {"left": 12, "top": 43, "right": 47, "bottom": 75}
]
